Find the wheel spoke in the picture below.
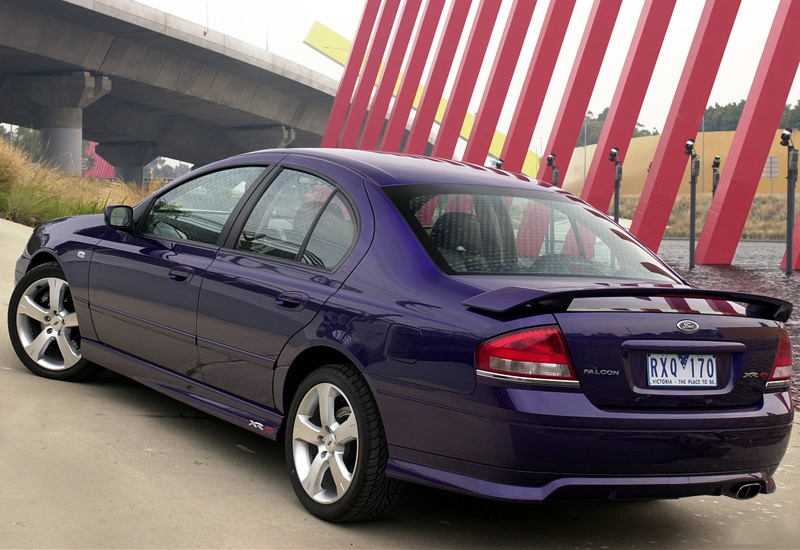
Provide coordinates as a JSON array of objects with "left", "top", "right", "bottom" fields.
[
  {"left": 48, "top": 277, "right": 69, "bottom": 312},
  {"left": 25, "top": 330, "right": 55, "bottom": 361},
  {"left": 317, "top": 384, "right": 337, "bottom": 428},
  {"left": 293, "top": 416, "right": 323, "bottom": 445},
  {"left": 329, "top": 452, "right": 353, "bottom": 496},
  {"left": 56, "top": 333, "right": 81, "bottom": 368},
  {"left": 301, "top": 452, "right": 329, "bottom": 496},
  {"left": 333, "top": 414, "right": 358, "bottom": 444},
  {"left": 62, "top": 312, "right": 79, "bottom": 328},
  {"left": 17, "top": 295, "right": 49, "bottom": 323}
]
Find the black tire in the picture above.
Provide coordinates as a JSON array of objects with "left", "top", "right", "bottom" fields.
[
  {"left": 8, "top": 262, "right": 103, "bottom": 381},
  {"left": 285, "top": 364, "right": 402, "bottom": 522}
]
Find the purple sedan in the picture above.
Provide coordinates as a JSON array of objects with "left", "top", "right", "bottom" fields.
[{"left": 7, "top": 149, "right": 794, "bottom": 522}]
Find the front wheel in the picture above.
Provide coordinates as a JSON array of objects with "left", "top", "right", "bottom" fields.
[
  {"left": 285, "top": 364, "right": 401, "bottom": 522},
  {"left": 7, "top": 262, "right": 103, "bottom": 381}
]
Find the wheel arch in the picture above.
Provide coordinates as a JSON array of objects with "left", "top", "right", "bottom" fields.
[
  {"left": 276, "top": 343, "right": 367, "bottom": 418},
  {"left": 26, "top": 250, "right": 60, "bottom": 272}
]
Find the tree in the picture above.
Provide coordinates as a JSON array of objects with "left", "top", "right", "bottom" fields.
[
  {"left": 779, "top": 100, "right": 800, "bottom": 129},
  {"left": 145, "top": 157, "right": 192, "bottom": 180},
  {"left": 10, "top": 126, "right": 45, "bottom": 162},
  {"left": 703, "top": 100, "right": 745, "bottom": 131},
  {"left": 575, "top": 108, "right": 658, "bottom": 147}
]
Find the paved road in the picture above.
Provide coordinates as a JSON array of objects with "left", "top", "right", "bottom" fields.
[{"left": 1, "top": 217, "right": 798, "bottom": 549}]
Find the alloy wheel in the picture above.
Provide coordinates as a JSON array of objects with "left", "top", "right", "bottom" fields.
[
  {"left": 15, "top": 275, "right": 82, "bottom": 371},
  {"left": 291, "top": 382, "right": 359, "bottom": 504}
]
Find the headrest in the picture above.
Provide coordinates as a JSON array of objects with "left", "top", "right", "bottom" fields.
[{"left": 430, "top": 212, "right": 483, "bottom": 255}]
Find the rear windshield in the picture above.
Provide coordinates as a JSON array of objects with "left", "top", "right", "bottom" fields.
[{"left": 386, "top": 185, "right": 681, "bottom": 284}]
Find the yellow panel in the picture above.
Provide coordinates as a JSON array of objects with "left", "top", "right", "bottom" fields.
[
  {"left": 303, "top": 22, "right": 541, "bottom": 173},
  {"left": 303, "top": 22, "right": 351, "bottom": 66}
]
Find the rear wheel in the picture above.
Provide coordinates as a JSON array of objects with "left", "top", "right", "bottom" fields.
[
  {"left": 285, "top": 364, "right": 401, "bottom": 522},
  {"left": 8, "top": 263, "right": 103, "bottom": 381}
]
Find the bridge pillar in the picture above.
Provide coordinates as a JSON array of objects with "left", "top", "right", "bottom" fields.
[
  {"left": 10, "top": 72, "right": 110, "bottom": 173},
  {"left": 96, "top": 141, "right": 159, "bottom": 187}
]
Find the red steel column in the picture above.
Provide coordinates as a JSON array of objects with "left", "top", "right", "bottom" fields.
[
  {"left": 339, "top": 0, "right": 402, "bottom": 149},
  {"left": 580, "top": 0, "right": 675, "bottom": 210},
  {"left": 360, "top": 0, "right": 424, "bottom": 150},
  {"left": 500, "top": 0, "right": 575, "bottom": 173},
  {"left": 430, "top": 0, "right": 502, "bottom": 160},
  {"left": 320, "top": 0, "right": 382, "bottom": 148},
  {"left": 629, "top": 0, "right": 739, "bottom": 251},
  {"left": 405, "top": 1, "right": 472, "bottom": 155},
  {"left": 535, "top": 0, "right": 622, "bottom": 181},
  {"left": 462, "top": 0, "right": 537, "bottom": 165},
  {"left": 697, "top": 0, "right": 800, "bottom": 265},
  {"left": 381, "top": 0, "right": 447, "bottom": 152}
]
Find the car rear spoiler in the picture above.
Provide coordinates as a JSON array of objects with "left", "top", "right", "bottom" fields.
[{"left": 463, "top": 285, "right": 793, "bottom": 323}]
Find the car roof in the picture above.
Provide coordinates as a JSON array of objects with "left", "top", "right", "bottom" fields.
[{"left": 239, "top": 148, "right": 558, "bottom": 191}]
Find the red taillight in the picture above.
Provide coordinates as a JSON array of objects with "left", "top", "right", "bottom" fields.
[
  {"left": 769, "top": 330, "right": 793, "bottom": 382},
  {"left": 477, "top": 326, "right": 577, "bottom": 381}
]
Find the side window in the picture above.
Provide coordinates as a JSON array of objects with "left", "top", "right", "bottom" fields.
[
  {"left": 143, "top": 166, "right": 265, "bottom": 245},
  {"left": 302, "top": 194, "right": 355, "bottom": 268},
  {"left": 236, "top": 169, "right": 356, "bottom": 268}
]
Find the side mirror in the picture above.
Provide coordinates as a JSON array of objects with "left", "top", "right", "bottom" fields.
[{"left": 104, "top": 205, "right": 134, "bottom": 232}]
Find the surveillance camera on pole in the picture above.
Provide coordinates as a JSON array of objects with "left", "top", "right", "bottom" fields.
[
  {"left": 546, "top": 153, "right": 559, "bottom": 187},
  {"left": 685, "top": 139, "right": 699, "bottom": 268},
  {"left": 711, "top": 155, "right": 721, "bottom": 196},
  {"left": 780, "top": 128, "right": 797, "bottom": 275},
  {"left": 781, "top": 128, "right": 792, "bottom": 147},
  {"left": 608, "top": 147, "right": 622, "bottom": 223}
]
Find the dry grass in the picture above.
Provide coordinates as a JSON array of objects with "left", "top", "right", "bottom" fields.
[
  {"left": 615, "top": 194, "right": 800, "bottom": 240},
  {"left": 0, "top": 140, "right": 160, "bottom": 227}
]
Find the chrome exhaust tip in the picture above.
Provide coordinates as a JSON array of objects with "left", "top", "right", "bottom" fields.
[{"left": 732, "top": 482, "right": 762, "bottom": 500}]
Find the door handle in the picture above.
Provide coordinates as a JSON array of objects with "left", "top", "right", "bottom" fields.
[
  {"left": 168, "top": 265, "right": 194, "bottom": 283},
  {"left": 276, "top": 291, "right": 308, "bottom": 310}
]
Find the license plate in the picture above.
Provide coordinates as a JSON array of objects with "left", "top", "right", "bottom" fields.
[{"left": 646, "top": 353, "right": 717, "bottom": 387}]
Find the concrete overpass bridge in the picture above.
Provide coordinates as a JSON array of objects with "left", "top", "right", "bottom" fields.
[{"left": 0, "top": 0, "right": 336, "bottom": 181}]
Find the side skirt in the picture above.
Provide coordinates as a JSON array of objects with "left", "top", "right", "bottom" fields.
[{"left": 82, "top": 339, "right": 284, "bottom": 440}]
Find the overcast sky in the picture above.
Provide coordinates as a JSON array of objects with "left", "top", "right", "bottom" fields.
[{"left": 138, "top": 0, "right": 800, "bottom": 156}]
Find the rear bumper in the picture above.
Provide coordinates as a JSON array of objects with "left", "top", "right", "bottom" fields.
[
  {"left": 375, "top": 377, "right": 793, "bottom": 501},
  {"left": 386, "top": 454, "right": 776, "bottom": 502}
]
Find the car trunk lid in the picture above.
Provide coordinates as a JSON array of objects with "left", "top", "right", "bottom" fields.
[{"left": 465, "top": 285, "right": 790, "bottom": 409}]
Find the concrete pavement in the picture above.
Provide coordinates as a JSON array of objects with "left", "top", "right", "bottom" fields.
[{"left": 1, "top": 216, "right": 799, "bottom": 549}]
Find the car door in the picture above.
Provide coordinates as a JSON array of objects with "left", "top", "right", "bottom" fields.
[
  {"left": 88, "top": 164, "right": 273, "bottom": 378},
  {"left": 196, "top": 157, "right": 371, "bottom": 407}
]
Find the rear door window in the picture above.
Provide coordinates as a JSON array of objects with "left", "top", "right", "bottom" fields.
[{"left": 235, "top": 168, "right": 356, "bottom": 269}]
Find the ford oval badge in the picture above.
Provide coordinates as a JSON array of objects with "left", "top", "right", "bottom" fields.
[{"left": 677, "top": 320, "right": 699, "bottom": 333}]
